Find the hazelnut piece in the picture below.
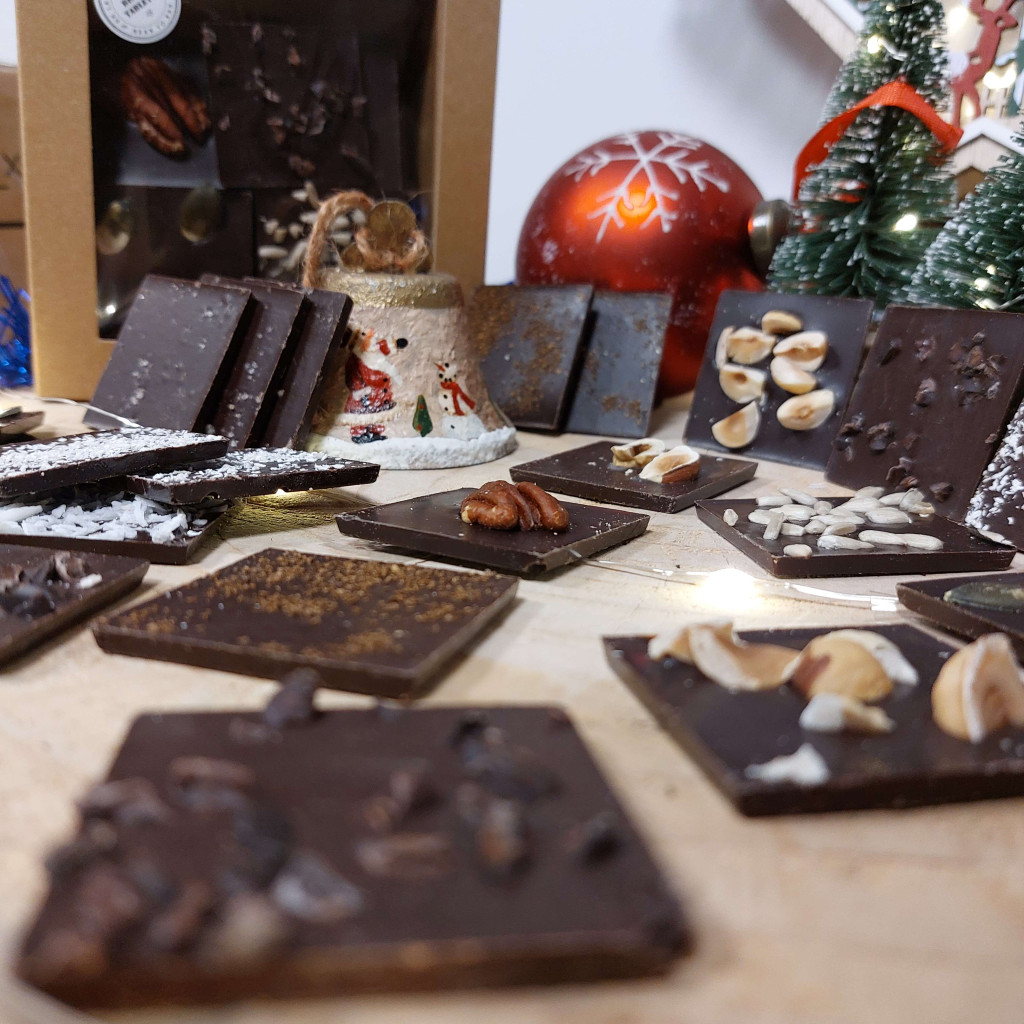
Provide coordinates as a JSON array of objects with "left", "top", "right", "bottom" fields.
[
  {"left": 787, "top": 632, "right": 904, "bottom": 702},
  {"left": 770, "top": 356, "right": 817, "bottom": 395},
  {"left": 761, "top": 309, "right": 803, "bottom": 335},
  {"left": 777, "top": 389, "right": 835, "bottom": 431},
  {"left": 611, "top": 438, "right": 665, "bottom": 468},
  {"left": 772, "top": 331, "right": 828, "bottom": 372},
  {"left": 711, "top": 401, "right": 761, "bottom": 449},
  {"left": 932, "top": 633, "right": 1024, "bottom": 743},
  {"left": 639, "top": 445, "right": 701, "bottom": 484},
  {"left": 649, "top": 620, "right": 799, "bottom": 692},
  {"left": 724, "top": 327, "right": 776, "bottom": 365},
  {"left": 719, "top": 363, "right": 767, "bottom": 403}
]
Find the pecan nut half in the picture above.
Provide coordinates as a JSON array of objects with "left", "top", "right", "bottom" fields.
[
  {"left": 121, "top": 57, "right": 211, "bottom": 158},
  {"left": 460, "top": 481, "right": 569, "bottom": 532}
]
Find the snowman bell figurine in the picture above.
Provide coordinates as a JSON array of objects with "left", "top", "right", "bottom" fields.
[{"left": 302, "top": 191, "right": 516, "bottom": 470}]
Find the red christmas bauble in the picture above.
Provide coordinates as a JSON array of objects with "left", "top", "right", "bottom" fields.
[{"left": 516, "top": 130, "right": 764, "bottom": 396}]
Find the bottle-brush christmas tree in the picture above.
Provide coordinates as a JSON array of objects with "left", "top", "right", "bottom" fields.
[
  {"left": 769, "top": 0, "right": 956, "bottom": 307},
  {"left": 905, "top": 126, "right": 1024, "bottom": 310}
]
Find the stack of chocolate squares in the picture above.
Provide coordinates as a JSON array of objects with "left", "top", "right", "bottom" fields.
[
  {"left": 86, "top": 274, "right": 353, "bottom": 451},
  {"left": 0, "top": 426, "right": 379, "bottom": 565}
]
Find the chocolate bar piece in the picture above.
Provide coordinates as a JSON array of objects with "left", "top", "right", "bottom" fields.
[
  {"left": 16, "top": 702, "right": 685, "bottom": 1006},
  {"left": 0, "top": 429, "right": 228, "bottom": 499},
  {"left": 94, "top": 549, "right": 518, "bottom": 697},
  {"left": 0, "top": 488, "right": 228, "bottom": 565},
  {"left": 199, "top": 276, "right": 309, "bottom": 448},
  {"left": 564, "top": 291, "right": 671, "bottom": 438},
  {"left": 0, "top": 409, "right": 44, "bottom": 439},
  {"left": 244, "top": 283, "right": 352, "bottom": 450},
  {"left": 125, "top": 448, "right": 379, "bottom": 504},
  {"left": 898, "top": 573, "right": 1024, "bottom": 660},
  {"left": 472, "top": 285, "right": 593, "bottom": 431},
  {"left": 336, "top": 488, "right": 649, "bottom": 576},
  {"left": 0, "top": 545, "right": 146, "bottom": 666},
  {"left": 86, "top": 276, "right": 255, "bottom": 432},
  {"left": 204, "top": 23, "right": 378, "bottom": 191},
  {"left": 511, "top": 441, "right": 756, "bottom": 514},
  {"left": 686, "top": 290, "right": 874, "bottom": 469},
  {"left": 964, "top": 397, "right": 1024, "bottom": 549},
  {"left": 604, "top": 624, "right": 1024, "bottom": 815},
  {"left": 825, "top": 306, "right": 1024, "bottom": 519},
  {"left": 696, "top": 497, "right": 1014, "bottom": 579}
]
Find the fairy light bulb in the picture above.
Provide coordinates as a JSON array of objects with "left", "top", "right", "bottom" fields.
[{"left": 893, "top": 213, "right": 919, "bottom": 232}]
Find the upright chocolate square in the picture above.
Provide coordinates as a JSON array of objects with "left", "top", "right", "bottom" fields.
[
  {"left": 964, "top": 396, "right": 1024, "bottom": 549},
  {"left": 686, "top": 291, "right": 874, "bottom": 469},
  {"left": 564, "top": 291, "right": 671, "bottom": 438},
  {"left": 95, "top": 550, "right": 518, "bottom": 698},
  {"left": 16, "top": 704, "right": 685, "bottom": 1006},
  {"left": 825, "top": 306, "right": 1024, "bottom": 519},
  {"left": 86, "top": 276, "right": 255, "bottom": 432},
  {"left": 472, "top": 285, "right": 593, "bottom": 431},
  {"left": 200, "top": 276, "right": 309, "bottom": 448},
  {"left": 246, "top": 283, "right": 352, "bottom": 450}
]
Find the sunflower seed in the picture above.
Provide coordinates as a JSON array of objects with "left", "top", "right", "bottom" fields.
[
  {"left": 866, "top": 508, "right": 913, "bottom": 526},
  {"left": 763, "top": 510, "right": 785, "bottom": 541},
  {"left": 755, "top": 495, "right": 789, "bottom": 507},
  {"left": 723, "top": 508, "right": 738, "bottom": 526},
  {"left": 818, "top": 534, "right": 874, "bottom": 551},
  {"left": 779, "top": 487, "right": 817, "bottom": 506},
  {"left": 783, "top": 544, "right": 813, "bottom": 558},
  {"left": 860, "top": 530, "right": 943, "bottom": 551}
]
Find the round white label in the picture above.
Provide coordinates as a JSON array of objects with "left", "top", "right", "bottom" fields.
[{"left": 92, "top": 0, "right": 181, "bottom": 44}]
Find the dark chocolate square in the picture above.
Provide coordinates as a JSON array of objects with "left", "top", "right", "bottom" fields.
[
  {"left": 94, "top": 549, "right": 519, "bottom": 697},
  {"left": 86, "top": 276, "right": 255, "bottom": 432},
  {"left": 0, "top": 429, "right": 228, "bottom": 499},
  {"left": 0, "top": 545, "right": 147, "bottom": 666},
  {"left": 203, "top": 23, "right": 379, "bottom": 192},
  {"left": 695, "top": 497, "right": 1015, "bottom": 579},
  {"left": 472, "top": 285, "right": 593, "bottom": 432},
  {"left": 125, "top": 448, "right": 379, "bottom": 504},
  {"left": 898, "top": 573, "right": 1024, "bottom": 660},
  {"left": 335, "top": 488, "right": 649, "bottom": 576},
  {"left": 17, "top": 705, "right": 685, "bottom": 1006},
  {"left": 604, "top": 624, "right": 1024, "bottom": 816},
  {"left": 510, "top": 442, "right": 755, "bottom": 513},
  {"left": 825, "top": 305, "right": 1024, "bottom": 519},
  {"left": 199, "top": 276, "right": 309, "bottom": 448},
  {"left": 686, "top": 290, "right": 874, "bottom": 469},
  {"left": 563, "top": 291, "right": 671, "bottom": 438},
  {"left": 245, "top": 283, "right": 352, "bottom": 450},
  {"left": 0, "top": 488, "right": 228, "bottom": 566},
  {"left": 964, "top": 397, "right": 1024, "bottom": 549}
]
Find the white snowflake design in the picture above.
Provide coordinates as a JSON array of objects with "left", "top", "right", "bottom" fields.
[{"left": 563, "top": 131, "right": 731, "bottom": 241}]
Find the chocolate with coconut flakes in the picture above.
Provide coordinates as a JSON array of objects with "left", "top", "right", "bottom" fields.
[
  {"left": 125, "top": 448, "right": 379, "bottom": 504},
  {"left": 16, "top": 701, "right": 685, "bottom": 1007},
  {"left": 0, "top": 429, "right": 228, "bottom": 499}
]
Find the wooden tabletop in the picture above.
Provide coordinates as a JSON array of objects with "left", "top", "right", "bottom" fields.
[{"left": 3, "top": 395, "right": 1024, "bottom": 1024}]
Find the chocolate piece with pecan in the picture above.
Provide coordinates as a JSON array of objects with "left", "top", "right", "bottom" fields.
[
  {"left": 121, "top": 57, "right": 211, "bottom": 159},
  {"left": 460, "top": 481, "right": 569, "bottom": 532}
]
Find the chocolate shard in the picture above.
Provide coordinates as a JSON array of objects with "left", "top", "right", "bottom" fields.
[
  {"left": 145, "top": 881, "right": 217, "bottom": 953},
  {"left": 270, "top": 850, "right": 363, "bottom": 923}
]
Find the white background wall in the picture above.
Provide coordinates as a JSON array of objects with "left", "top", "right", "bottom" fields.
[{"left": 0, "top": 0, "right": 841, "bottom": 281}]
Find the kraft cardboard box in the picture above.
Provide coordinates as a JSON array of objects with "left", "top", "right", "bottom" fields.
[
  {"left": 16, "top": 0, "right": 500, "bottom": 398},
  {"left": 0, "top": 65, "right": 23, "bottom": 226}
]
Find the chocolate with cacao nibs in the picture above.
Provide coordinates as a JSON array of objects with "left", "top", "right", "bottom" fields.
[
  {"left": 17, "top": 705, "right": 686, "bottom": 1006},
  {"left": 0, "top": 544, "right": 146, "bottom": 666},
  {"left": 826, "top": 306, "right": 1024, "bottom": 519}
]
